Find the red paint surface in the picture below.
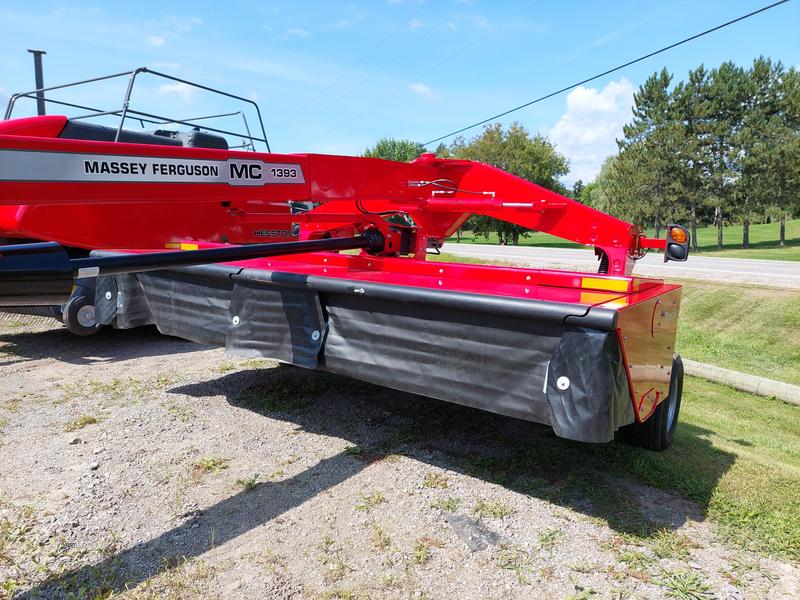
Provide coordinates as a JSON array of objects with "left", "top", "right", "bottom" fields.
[{"left": 0, "top": 116, "right": 668, "bottom": 275}]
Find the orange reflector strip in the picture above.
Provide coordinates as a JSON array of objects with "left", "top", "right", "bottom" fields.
[
  {"left": 179, "top": 243, "right": 199, "bottom": 250},
  {"left": 579, "top": 291, "right": 629, "bottom": 307},
  {"left": 581, "top": 276, "right": 630, "bottom": 293}
]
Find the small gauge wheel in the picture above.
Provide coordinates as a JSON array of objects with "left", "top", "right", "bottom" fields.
[{"left": 63, "top": 293, "right": 101, "bottom": 336}]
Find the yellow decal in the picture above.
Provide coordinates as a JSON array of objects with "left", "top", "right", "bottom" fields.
[{"left": 581, "top": 276, "right": 630, "bottom": 293}]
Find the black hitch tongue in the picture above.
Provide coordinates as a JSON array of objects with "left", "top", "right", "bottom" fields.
[
  {"left": 0, "top": 234, "right": 381, "bottom": 307},
  {"left": 0, "top": 241, "right": 73, "bottom": 306}
]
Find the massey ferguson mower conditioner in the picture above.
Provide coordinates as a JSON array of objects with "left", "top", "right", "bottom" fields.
[{"left": 0, "top": 68, "right": 690, "bottom": 451}]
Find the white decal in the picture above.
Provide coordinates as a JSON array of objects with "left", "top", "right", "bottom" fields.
[{"left": 0, "top": 149, "right": 305, "bottom": 186}]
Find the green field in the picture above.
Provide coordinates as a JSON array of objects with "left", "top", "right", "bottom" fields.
[
  {"left": 687, "top": 219, "right": 800, "bottom": 260},
  {"left": 611, "top": 378, "right": 800, "bottom": 560},
  {"left": 395, "top": 374, "right": 800, "bottom": 561},
  {"left": 675, "top": 282, "right": 800, "bottom": 385},
  {"left": 447, "top": 218, "right": 800, "bottom": 261}
]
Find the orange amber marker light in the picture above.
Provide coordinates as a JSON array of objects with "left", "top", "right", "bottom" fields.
[{"left": 669, "top": 227, "right": 688, "bottom": 244}]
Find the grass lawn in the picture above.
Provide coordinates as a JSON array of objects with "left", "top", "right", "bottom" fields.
[
  {"left": 373, "top": 372, "right": 800, "bottom": 561},
  {"left": 674, "top": 282, "right": 800, "bottom": 386},
  {"left": 447, "top": 218, "right": 800, "bottom": 261},
  {"left": 670, "top": 378, "right": 800, "bottom": 559},
  {"left": 578, "top": 377, "right": 800, "bottom": 560},
  {"left": 585, "top": 377, "right": 800, "bottom": 560},
  {"left": 427, "top": 251, "right": 522, "bottom": 266},
  {"left": 448, "top": 230, "right": 583, "bottom": 249},
  {"left": 683, "top": 218, "right": 800, "bottom": 256}
]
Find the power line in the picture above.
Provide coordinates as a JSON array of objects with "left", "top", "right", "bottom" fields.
[{"left": 422, "top": 0, "right": 792, "bottom": 146}]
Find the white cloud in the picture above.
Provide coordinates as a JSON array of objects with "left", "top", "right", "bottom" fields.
[
  {"left": 145, "top": 35, "right": 166, "bottom": 47},
  {"left": 468, "top": 15, "right": 491, "bottom": 29},
  {"left": 448, "top": 12, "right": 493, "bottom": 32},
  {"left": 287, "top": 27, "right": 310, "bottom": 37},
  {"left": 330, "top": 12, "right": 364, "bottom": 29},
  {"left": 407, "top": 18, "right": 423, "bottom": 30},
  {"left": 548, "top": 78, "right": 634, "bottom": 184},
  {"left": 407, "top": 82, "right": 433, "bottom": 99},
  {"left": 157, "top": 82, "right": 195, "bottom": 103},
  {"left": 142, "top": 15, "right": 202, "bottom": 47},
  {"left": 162, "top": 15, "right": 203, "bottom": 33}
]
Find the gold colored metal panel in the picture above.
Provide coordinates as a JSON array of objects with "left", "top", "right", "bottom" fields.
[{"left": 617, "top": 287, "right": 682, "bottom": 421}]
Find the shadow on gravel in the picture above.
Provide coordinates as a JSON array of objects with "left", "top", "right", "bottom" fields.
[
  {"left": 0, "top": 325, "right": 208, "bottom": 366},
  {"left": 190, "top": 366, "right": 734, "bottom": 537},
  {"left": 19, "top": 450, "right": 368, "bottom": 599},
  {"left": 22, "top": 365, "right": 734, "bottom": 598}
]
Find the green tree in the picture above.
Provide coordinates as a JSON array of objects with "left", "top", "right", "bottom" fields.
[
  {"left": 449, "top": 122, "right": 569, "bottom": 245},
  {"left": 433, "top": 142, "right": 451, "bottom": 158},
  {"left": 774, "top": 126, "right": 800, "bottom": 246},
  {"left": 363, "top": 138, "right": 426, "bottom": 162},
  {"left": 600, "top": 59, "right": 799, "bottom": 252},
  {"left": 571, "top": 179, "right": 584, "bottom": 201},
  {"left": 696, "top": 62, "right": 749, "bottom": 249},
  {"left": 776, "top": 66, "right": 800, "bottom": 245},
  {"left": 603, "top": 144, "right": 658, "bottom": 225},
  {"left": 671, "top": 65, "right": 709, "bottom": 252},
  {"left": 736, "top": 58, "right": 786, "bottom": 247},
  {"left": 583, "top": 156, "right": 617, "bottom": 214},
  {"left": 616, "top": 68, "right": 687, "bottom": 237}
]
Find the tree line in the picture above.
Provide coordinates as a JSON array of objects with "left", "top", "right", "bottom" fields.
[
  {"left": 583, "top": 57, "right": 800, "bottom": 250},
  {"left": 365, "top": 123, "right": 569, "bottom": 245},
  {"left": 364, "top": 57, "right": 800, "bottom": 248}
]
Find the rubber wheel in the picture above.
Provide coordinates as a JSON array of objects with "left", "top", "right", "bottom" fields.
[
  {"left": 63, "top": 294, "right": 101, "bottom": 336},
  {"left": 618, "top": 354, "right": 684, "bottom": 451}
]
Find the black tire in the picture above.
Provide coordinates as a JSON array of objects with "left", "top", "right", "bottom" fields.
[
  {"left": 618, "top": 354, "right": 684, "bottom": 451},
  {"left": 63, "top": 293, "right": 101, "bottom": 336},
  {"left": 49, "top": 304, "right": 64, "bottom": 321}
]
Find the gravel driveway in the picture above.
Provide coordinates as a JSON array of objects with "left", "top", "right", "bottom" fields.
[{"left": 0, "top": 314, "right": 797, "bottom": 599}]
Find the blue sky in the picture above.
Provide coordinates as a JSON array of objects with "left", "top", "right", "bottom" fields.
[{"left": 1, "top": 0, "right": 798, "bottom": 184}]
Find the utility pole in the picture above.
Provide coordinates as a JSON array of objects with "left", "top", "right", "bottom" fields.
[{"left": 27, "top": 49, "right": 46, "bottom": 116}]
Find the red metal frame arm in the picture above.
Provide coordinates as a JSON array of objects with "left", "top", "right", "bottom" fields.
[
  {"left": 0, "top": 126, "right": 663, "bottom": 275},
  {"left": 300, "top": 155, "right": 662, "bottom": 275}
]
